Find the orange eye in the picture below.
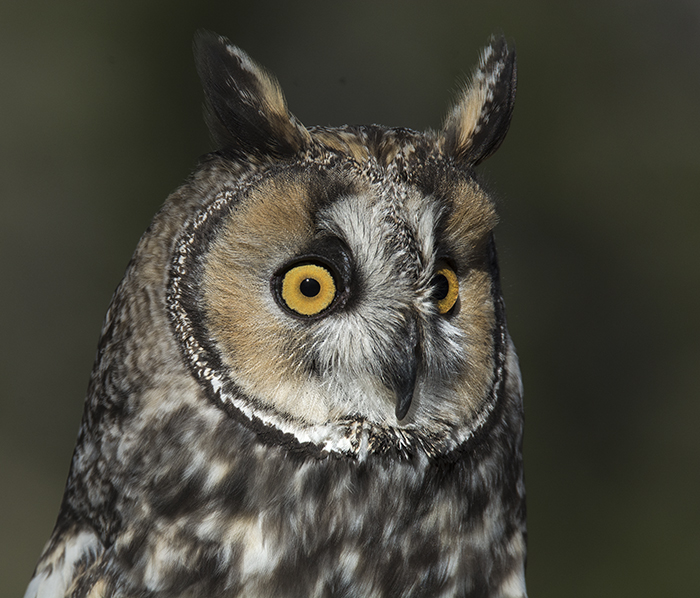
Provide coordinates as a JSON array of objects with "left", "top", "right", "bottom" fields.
[
  {"left": 281, "top": 263, "right": 337, "bottom": 316},
  {"left": 431, "top": 266, "right": 459, "bottom": 314}
]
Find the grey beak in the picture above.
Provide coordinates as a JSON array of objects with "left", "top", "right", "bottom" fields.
[
  {"left": 385, "top": 316, "right": 419, "bottom": 421},
  {"left": 394, "top": 357, "right": 418, "bottom": 420}
]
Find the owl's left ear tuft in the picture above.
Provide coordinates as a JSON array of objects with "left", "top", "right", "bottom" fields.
[
  {"left": 443, "top": 36, "right": 517, "bottom": 167},
  {"left": 193, "top": 30, "right": 311, "bottom": 159}
]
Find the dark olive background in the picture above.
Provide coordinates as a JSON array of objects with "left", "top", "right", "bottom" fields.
[{"left": 2, "top": 1, "right": 698, "bottom": 596}]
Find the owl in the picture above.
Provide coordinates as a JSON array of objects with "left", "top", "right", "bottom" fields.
[{"left": 25, "top": 30, "right": 526, "bottom": 598}]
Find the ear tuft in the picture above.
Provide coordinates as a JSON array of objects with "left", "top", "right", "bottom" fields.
[
  {"left": 443, "top": 36, "right": 517, "bottom": 167},
  {"left": 193, "top": 30, "right": 311, "bottom": 158}
]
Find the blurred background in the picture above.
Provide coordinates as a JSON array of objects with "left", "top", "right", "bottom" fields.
[{"left": 1, "top": 1, "right": 698, "bottom": 596}]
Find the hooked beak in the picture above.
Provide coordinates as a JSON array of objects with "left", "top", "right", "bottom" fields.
[
  {"left": 393, "top": 357, "right": 418, "bottom": 420},
  {"left": 385, "top": 316, "right": 420, "bottom": 421}
]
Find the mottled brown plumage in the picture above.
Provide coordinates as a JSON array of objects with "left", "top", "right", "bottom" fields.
[{"left": 26, "top": 31, "right": 526, "bottom": 598}]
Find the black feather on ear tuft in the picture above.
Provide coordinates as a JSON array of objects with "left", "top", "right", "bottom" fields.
[
  {"left": 443, "top": 36, "right": 517, "bottom": 167},
  {"left": 193, "top": 30, "right": 311, "bottom": 159}
]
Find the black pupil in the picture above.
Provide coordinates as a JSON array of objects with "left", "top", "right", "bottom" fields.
[
  {"left": 300, "top": 278, "right": 321, "bottom": 297},
  {"left": 432, "top": 274, "right": 449, "bottom": 300}
]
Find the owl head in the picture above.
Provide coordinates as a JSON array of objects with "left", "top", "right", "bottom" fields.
[{"left": 156, "top": 31, "right": 518, "bottom": 457}]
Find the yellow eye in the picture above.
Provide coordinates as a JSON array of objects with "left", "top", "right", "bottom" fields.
[
  {"left": 432, "top": 266, "right": 459, "bottom": 314},
  {"left": 281, "top": 263, "right": 337, "bottom": 316}
]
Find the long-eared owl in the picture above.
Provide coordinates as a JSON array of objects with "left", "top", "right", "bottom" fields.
[{"left": 25, "top": 30, "right": 526, "bottom": 598}]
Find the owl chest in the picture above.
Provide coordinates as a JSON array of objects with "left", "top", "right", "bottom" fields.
[{"left": 125, "top": 444, "right": 508, "bottom": 597}]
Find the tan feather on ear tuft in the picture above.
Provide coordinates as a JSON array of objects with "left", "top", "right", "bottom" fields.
[
  {"left": 193, "top": 30, "right": 311, "bottom": 158},
  {"left": 443, "top": 37, "right": 517, "bottom": 166}
]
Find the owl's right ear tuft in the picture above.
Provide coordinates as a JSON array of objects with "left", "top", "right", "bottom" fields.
[{"left": 193, "top": 30, "right": 311, "bottom": 159}]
